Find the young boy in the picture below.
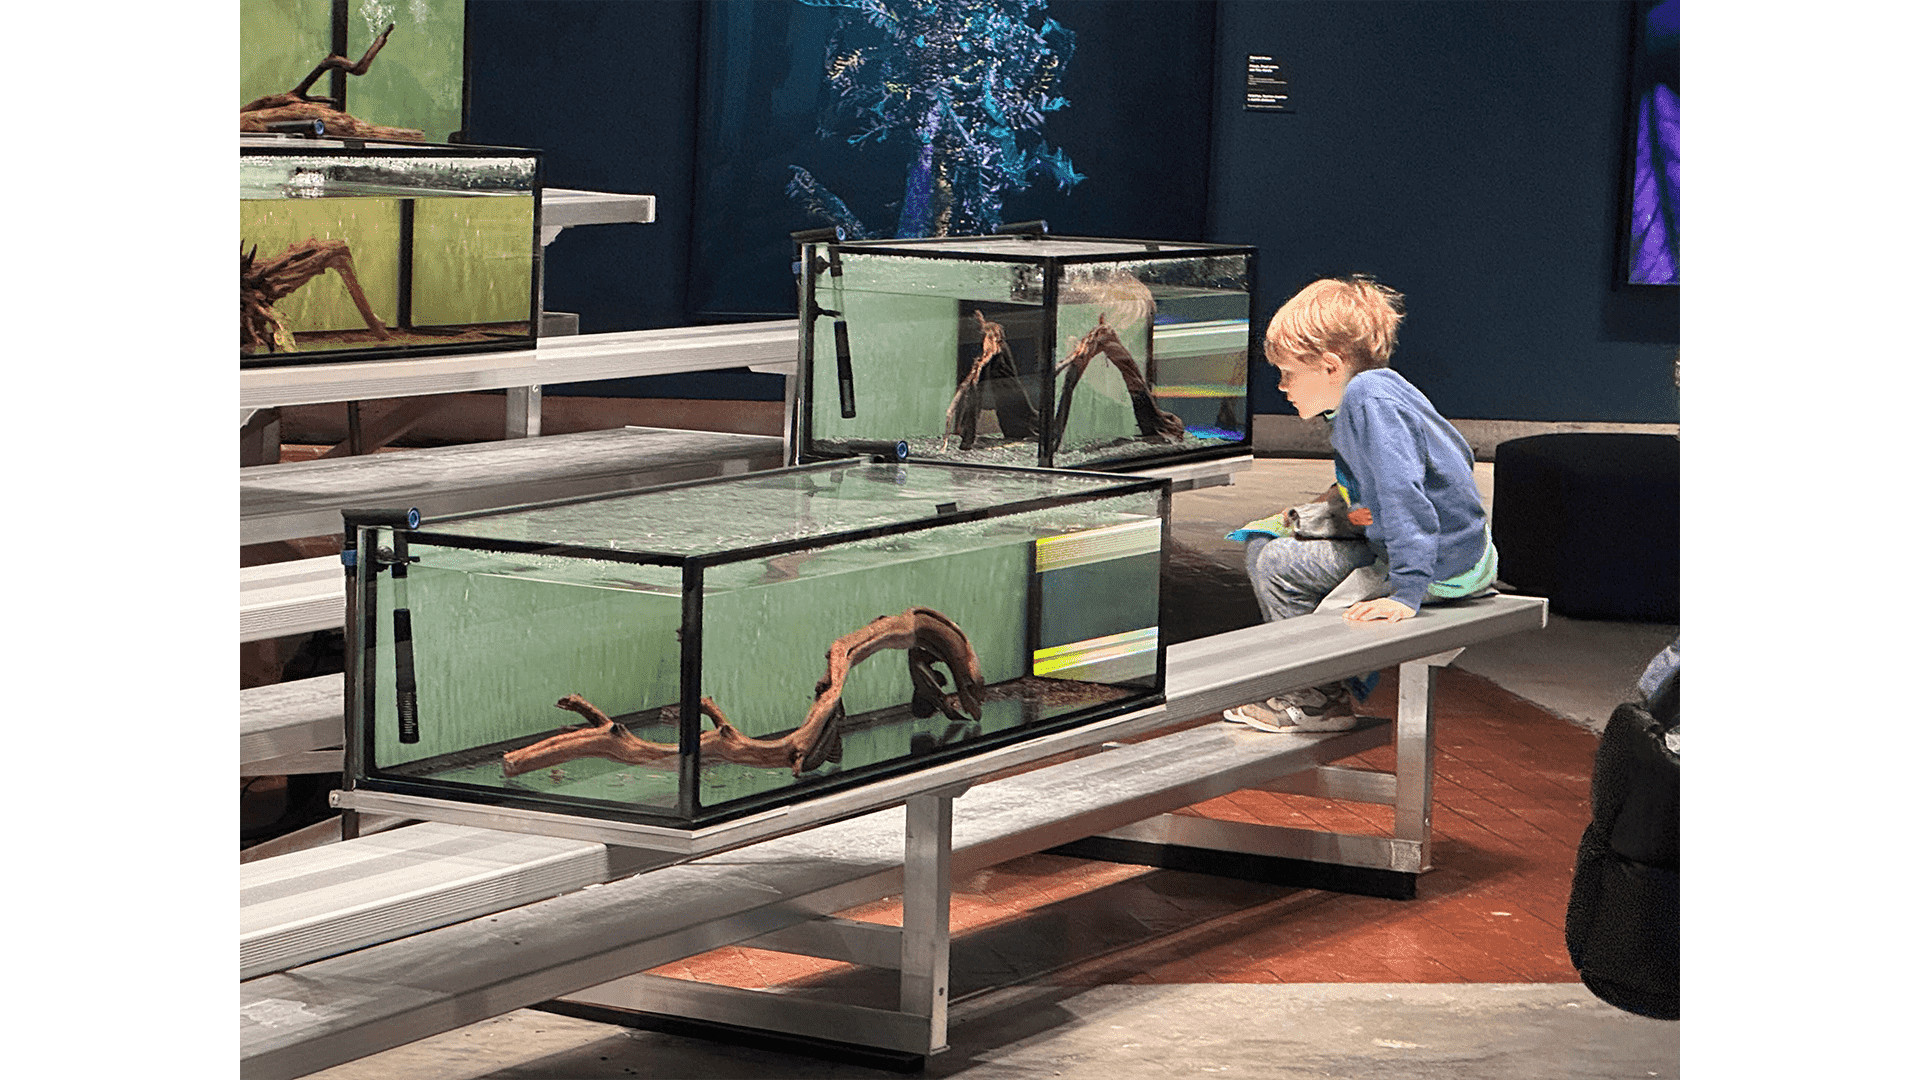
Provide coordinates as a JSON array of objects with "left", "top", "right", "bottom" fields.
[{"left": 1227, "top": 275, "right": 1497, "bottom": 731}]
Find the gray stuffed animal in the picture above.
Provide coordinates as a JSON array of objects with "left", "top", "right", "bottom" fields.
[{"left": 1284, "top": 491, "right": 1367, "bottom": 539}]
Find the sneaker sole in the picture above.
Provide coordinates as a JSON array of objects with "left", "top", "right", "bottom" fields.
[{"left": 1222, "top": 703, "right": 1361, "bottom": 734}]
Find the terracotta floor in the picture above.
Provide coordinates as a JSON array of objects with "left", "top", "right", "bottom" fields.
[{"left": 646, "top": 665, "right": 1595, "bottom": 1000}]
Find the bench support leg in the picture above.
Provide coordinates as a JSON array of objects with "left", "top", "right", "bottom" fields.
[
  {"left": 1393, "top": 653, "right": 1447, "bottom": 874},
  {"left": 241, "top": 406, "right": 281, "bottom": 466},
  {"left": 1057, "top": 647, "right": 1463, "bottom": 899},
  {"left": 542, "top": 792, "right": 958, "bottom": 1067},
  {"left": 900, "top": 792, "right": 953, "bottom": 1050},
  {"left": 506, "top": 385, "right": 542, "bottom": 439}
]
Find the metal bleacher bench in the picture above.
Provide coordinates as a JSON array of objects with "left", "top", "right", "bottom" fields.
[
  {"left": 240, "top": 424, "right": 788, "bottom": 551},
  {"left": 241, "top": 593, "right": 1546, "bottom": 1079}
]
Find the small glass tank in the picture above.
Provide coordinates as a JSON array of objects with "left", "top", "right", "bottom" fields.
[
  {"left": 343, "top": 461, "right": 1168, "bottom": 830},
  {"left": 240, "top": 136, "right": 541, "bottom": 368},
  {"left": 794, "top": 234, "right": 1254, "bottom": 472}
]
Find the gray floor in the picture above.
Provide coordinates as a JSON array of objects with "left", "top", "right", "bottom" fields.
[
  {"left": 301, "top": 459, "right": 1682, "bottom": 1080},
  {"left": 309, "top": 984, "right": 1679, "bottom": 1080}
]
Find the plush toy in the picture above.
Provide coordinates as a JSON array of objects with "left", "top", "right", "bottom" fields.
[{"left": 1227, "top": 487, "right": 1369, "bottom": 543}]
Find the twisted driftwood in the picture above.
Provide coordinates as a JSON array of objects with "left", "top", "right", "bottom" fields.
[
  {"left": 241, "top": 239, "right": 390, "bottom": 354},
  {"left": 944, "top": 310, "right": 1039, "bottom": 450},
  {"left": 1051, "top": 315, "right": 1187, "bottom": 455},
  {"left": 502, "top": 607, "right": 986, "bottom": 779},
  {"left": 241, "top": 23, "right": 424, "bottom": 140}
]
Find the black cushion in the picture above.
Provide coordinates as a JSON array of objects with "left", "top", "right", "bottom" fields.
[
  {"left": 1565, "top": 701, "right": 1680, "bottom": 1020},
  {"left": 1492, "top": 433, "right": 1678, "bottom": 622}
]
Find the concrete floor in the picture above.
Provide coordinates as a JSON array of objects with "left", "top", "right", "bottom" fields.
[
  {"left": 309, "top": 984, "right": 1678, "bottom": 1080},
  {"left": 299, "top": 458, "right": 1681, "bottom": 1080}
]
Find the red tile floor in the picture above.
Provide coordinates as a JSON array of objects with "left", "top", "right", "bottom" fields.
[{"left": 646, "top": 665, "right": 1596, "bottom": 1000}]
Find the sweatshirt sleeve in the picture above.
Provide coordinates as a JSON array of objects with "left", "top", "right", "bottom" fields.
[{"left": 1342, "top": 396, "right": 1442, "bottom": 612}]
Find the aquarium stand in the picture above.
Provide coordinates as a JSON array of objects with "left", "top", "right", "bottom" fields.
[
  {"left": 241, "top": 425, "right": 786, "bottom": 547},
  {"left": 239, "top": 318, "right": 796, "bottom": 462},
  {"left": 540, "top": 188, "right": 656, "bottom": 245}
]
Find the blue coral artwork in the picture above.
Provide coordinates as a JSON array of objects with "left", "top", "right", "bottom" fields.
[{"left": 786, "top": 0, "right": 1086, "bottom": 239}]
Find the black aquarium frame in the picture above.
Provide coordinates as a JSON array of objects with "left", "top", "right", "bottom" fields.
[
  {"left": 342, "top": 459, "right": 1171, "bottom": 831},
  {"left": 793, "top": 234, "right": 1258, "bottom": 472},
  {"left": 239, "top": 137, "right": 544, "bottom": 370}
]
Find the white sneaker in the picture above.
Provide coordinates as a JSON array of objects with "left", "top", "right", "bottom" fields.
[{"left": 1223, "top": 685, "right": 1359, "bottom": 733}]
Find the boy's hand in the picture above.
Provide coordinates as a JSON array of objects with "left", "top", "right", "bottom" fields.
[
  {"left": 1345, "top": 598, "right": 1415, "bottom": 623},
  {"left": 1346, "top": 505, "right": 1373, "bottom": 526}
]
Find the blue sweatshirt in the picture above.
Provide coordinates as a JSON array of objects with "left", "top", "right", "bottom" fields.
[{"left": 1328, "top": 369, "right": 1487, "bottom": 612}]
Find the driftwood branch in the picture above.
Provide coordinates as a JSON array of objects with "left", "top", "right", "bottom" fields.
[
  {"left": 241, "top": 238, "right": 390, "bottom": 354},
  {"left": 943, "top": 310, "right": 1005, "bottom": 451},
  {"left": 943, "top": 310, "right": 1040, "bottom": 450},
  {"left": 241, "top": 23, "right": 424, "bottom": 140},
  {"left": 241, "top": 22, "right": 395, "bottom": 111},
  {"left": 1050, "top": 315, "right": 1187, "bottom": 455},
  {"left": 241, "top": 101, "right": 426, "bottom": 140},
  {"left": 502, "top": 607, "right": 986, "bottom": 779}
]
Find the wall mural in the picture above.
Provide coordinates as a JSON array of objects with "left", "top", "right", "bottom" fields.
[
  {"left": 684, "top": 0, "right": 1213, "bottom": 321},
  {"left": 785, "top": 0, "right": 1085, "bottom": 239}
]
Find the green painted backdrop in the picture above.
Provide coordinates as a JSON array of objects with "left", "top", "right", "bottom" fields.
[{"left": 240, "top": 0, "right": 465, "bottom": 143}]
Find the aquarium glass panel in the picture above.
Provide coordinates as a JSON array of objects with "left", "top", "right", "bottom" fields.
[
  {"left": 799, "top": 236, "right": 1252, "bottom": 472},
  {"left": 346, "top": 462, "right": 1167, "bottom": 830},
  {"left": 344, "top": 0, "right": 468, "bottom": 144},
  {"left": 360, "top": 540, "right": 686, "bottom": 816},
  {"left": 241, "top": 138, "right": 539, "bottom": 368}
]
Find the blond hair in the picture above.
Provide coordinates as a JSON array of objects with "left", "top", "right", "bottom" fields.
[{"left": 1265, "top": 275, "right": 1406, "bottom": 371}]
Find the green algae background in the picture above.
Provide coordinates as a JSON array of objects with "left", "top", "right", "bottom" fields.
[{"left": 240, "top": 0, "right": 465, "bottom": 143}]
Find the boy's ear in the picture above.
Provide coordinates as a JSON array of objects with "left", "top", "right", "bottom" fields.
[{"left": 1318, "top": 350, "right": 1347, "bottom": 376}]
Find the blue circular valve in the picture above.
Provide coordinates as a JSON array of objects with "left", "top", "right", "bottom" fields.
[{"left": 895, "top": 440, "right": 910, "bottom": 461}]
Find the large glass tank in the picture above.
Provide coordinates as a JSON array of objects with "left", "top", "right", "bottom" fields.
[
  {"left": 795, "top": 235, "right": 1254, "bottom": 471},
  {"left": 344, "top": 461, "right": 1168, "bottom": 830},
  {"left": 240, "top": 136, "right": 541, "bottom": 368}
]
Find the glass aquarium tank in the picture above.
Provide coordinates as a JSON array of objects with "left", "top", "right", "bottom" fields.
[
  {"left": 794, "top": 235, "right": 1254, "bottom": 472},
  {"left": 342, "top": 460, "right": 1169, "bottom": 831},
  {"left": 240, "top": 136, "right": 541, "bottom": 368}
]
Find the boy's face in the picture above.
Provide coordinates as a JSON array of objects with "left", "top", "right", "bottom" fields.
[{"left": 1268, "top": 346, "right": 1352, "bottom": 419}]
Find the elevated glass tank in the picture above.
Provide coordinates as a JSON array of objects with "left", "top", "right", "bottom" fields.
[
  {"left": 795, "top": 235, "right": 1255, "bottom": 472},
  {"left": 240, "top": 136, "right": 541, "bottom": 368},
  {"left": 344, "top": 461, "right": 1169, "bottom": 830}
]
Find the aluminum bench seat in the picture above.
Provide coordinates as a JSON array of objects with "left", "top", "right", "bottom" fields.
[
  {"left": 241, "top": 425, "right": 786, "bottom": 548},
  {"left": 242, "top": 675, "right": 344, "bottom": 777}
]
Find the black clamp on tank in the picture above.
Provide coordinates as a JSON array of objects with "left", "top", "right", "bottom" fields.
[
  {"left": 339, "top": 507, "right": 420, "bottom": 569},
  {"left": 340, "top": 508, "right": 425, "bottom": 743}
]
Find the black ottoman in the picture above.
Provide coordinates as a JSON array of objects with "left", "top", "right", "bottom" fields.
[{"left": 1492, "top": 433, "right": 1678, "bottom": 623}]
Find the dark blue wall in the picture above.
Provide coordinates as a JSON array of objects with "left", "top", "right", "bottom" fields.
[
  {"left": 465, "top": 0, "right": 1679, "bottom": 422},
  {"left": 1211, "top": 1, "right": 1677, "bottom": 422},
  {"left": 467, "top": 0, "right": 703, "bottom": 334},
  {"left": 466, "top": 0, "right": 779, "bottom": 398}
]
